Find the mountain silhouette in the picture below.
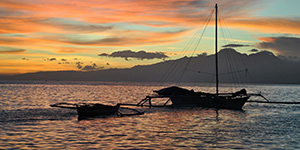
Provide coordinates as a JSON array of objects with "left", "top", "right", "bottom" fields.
[{"left": 1, "top": 49, "right": 300, "bottom": 84}]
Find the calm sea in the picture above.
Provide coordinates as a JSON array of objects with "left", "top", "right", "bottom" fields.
[{"left": 0, "top": 81, "right": 299, "bottom": 149}]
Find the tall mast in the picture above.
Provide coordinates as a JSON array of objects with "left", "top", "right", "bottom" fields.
[{"left": 215, "top": 3, "right": 219, "bottom": 96}]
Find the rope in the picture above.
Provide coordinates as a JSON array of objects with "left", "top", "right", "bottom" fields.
[
  {"left": 176, "top": 8, "right": 215, "bottom": 85},
  {"left": 157, "top": 6, "right": 215, "bottom": 85}
]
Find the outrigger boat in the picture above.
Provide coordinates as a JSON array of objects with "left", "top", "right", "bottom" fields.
[
  {"left": 50, "top": 103, "right": 120, "bottom": 118},
  {"left": 50, "top": 102, "right": 143, "bottom": 119},
  {"left": 136, "top": 86, "right": 260, "bottom": 110},
  {"left": 135, "top": 4, "right": 265, "bottom": 110},
  {"left": 154, "top": 86, "right": 249, "bottom": 110},
  {"left": 77, "top": 103, "right": 120, "bottom": 117}
]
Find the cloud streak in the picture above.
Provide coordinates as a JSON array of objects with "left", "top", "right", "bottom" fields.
[
  {"left": 0, "top": 47, "right": 26, "bottom": 54},
  {"left": 34, "top": 29, "right": 188, "bottom": 47},
  {"left": 38, "top": 18, "right": 113, "bottom": 33},
  {"left": 227, "top": 18, "right": 300, "bottom": 35}
]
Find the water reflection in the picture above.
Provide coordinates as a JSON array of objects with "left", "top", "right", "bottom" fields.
[
  {"left": 1, "top": 82, "right": 300, "bottom": 149},
  {"left": 72, "top": 107, "right": 248, "bottom": 149}
]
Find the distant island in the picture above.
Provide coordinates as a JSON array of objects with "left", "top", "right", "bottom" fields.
[{"left": 1, "top": 49, "right": 300, "bottom": 84}]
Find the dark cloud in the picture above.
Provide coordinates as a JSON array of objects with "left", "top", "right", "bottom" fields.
[
  {"left": 277, "top": 55, "right": 300, "bottom": 62},
  {"left": 222, "top": 44, "right": 250, "bottom": 48},
  {"left": 197, "top": 52, "right": 207, "bottom": 57},
  {"left": 98, "top": 50, "right": 168, "bottom": 61},
  {"left": 61, "top": 59, "right": 67, "bottom": 61},
  {"left": 257, "top": 36, "right": 300, "bottom": 57},
  {"left": 82, "top": 63, "right": 97, "bottom": 71},
  {"left": 58, "top": 61, "right": 70, "bottom": 65},
  {"left": 44, "top": 58, "right": 58, "bottom": 61},
  {"left": 76, "top": 62, "right": 103, "bottom": 71},
  {"left": 98, "top": 53, "right": 109, "bottom": 57},
  {"left": 76, "top": 62, "right": 83, "bottom": 69},
  {"left": 249, "top": 49, "right": 259, "bottom": 52},
  {"left": 0, "top": 47, "right": 26, "bottom": 54}
]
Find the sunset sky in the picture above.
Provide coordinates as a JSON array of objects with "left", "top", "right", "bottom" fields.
[{"left": 1, "top": 0, "right": 300, "bottom": 75}]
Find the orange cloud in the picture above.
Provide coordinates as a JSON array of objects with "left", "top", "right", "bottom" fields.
[
  {"left": 256, "top": 37, "right": 276, "bottom": 43},
  {"left": 0, "top": 0, "right": 261, "bottom": 32},
  {"left": 0, "top": 59, "right": 74, "bottom": 75},
  {"left": 227, "top": 18, "right": 300, "bottom": 35},
  {"left": 17, "top": 29, "right": 189, "bottom": 47}
]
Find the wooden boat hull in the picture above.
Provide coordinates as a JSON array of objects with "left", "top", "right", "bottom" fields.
[
  {"left": 170, "top": 95, "right": 249, "bottom": 110},
  {"left": 77, "top": 104, "right": 120, "bottom": 118}
]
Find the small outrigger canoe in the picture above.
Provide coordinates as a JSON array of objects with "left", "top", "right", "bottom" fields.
[
  {"left": 50, "top": 103, "right": 120, "bottom": 118},
  {"left": 77, "top": 103, "right": 120, "bottom": 117},
  {"left": 50, "top": 102, "right": 143, "bottom": 119}
]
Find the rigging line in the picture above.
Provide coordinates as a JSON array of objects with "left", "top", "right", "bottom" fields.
[
  {"left": 218, "top": 69, "right": 248, "bottom": 76},
  {"left": 219, "top": 11, "right": 238, "bottom": 91},
  {"left": 157, "top": 28, "right": 204, "bottom": 84},
  {"left": 219, "top": 14, "right": 249, "bottom": 88},
  {"left": 235, "top": 50, "right": 261, "bottom": 93},
  {"left": 160, "top": 10, "right": 216, "bottom": 83},
  {"left": 157, "top": 10, "right": 214, "bottom": 84},
  {"left": 219, "top": 12, "right": 234, "bottom": 44},
  {"left": 220, "top": 15, "right": 249, "bottom": 91},
  {"left": 191, "top": 9, "right": 215, "bottom": 57},
  {"left": 176, "top": 7, "right": 215, "bottom": 85},
  {"left": 225, "top": 50, "right": 238, "bottom": 90},
  {"left": 219, "top": 16, "right": 237, "bottom": 89},
  {"left": 220, "top": 15, "right": 254, "bottom": 89},
  {"left": 227, "top": 50, "right": 239, "bottom": 85},
  {"left": 185, "top": 68, "right": 215, "bottom": 75},
  {"left": 208, "top": 74, "right": 216, "bottom": 91},
  {"left": 219, "top": 17, "right": 230, "bottom": 46}
]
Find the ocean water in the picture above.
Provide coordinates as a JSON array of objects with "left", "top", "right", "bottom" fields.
[{"left": 0, "top": 81, "right": 299, "bottom": 149}]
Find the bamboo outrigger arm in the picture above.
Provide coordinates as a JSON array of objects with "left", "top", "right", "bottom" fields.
[
  {"left": 247, "top": 93, "right": 300, "bottom": 104},
  {"left": 248, "top": 93, "right": 270, "bottom": 102},
  {"left": 50, "top": 102, "right": 78, "bottom": 109}
]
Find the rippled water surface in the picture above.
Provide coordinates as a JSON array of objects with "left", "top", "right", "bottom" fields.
[{"left": 1, "top": 81, "right": 300, "bottom": 149}]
